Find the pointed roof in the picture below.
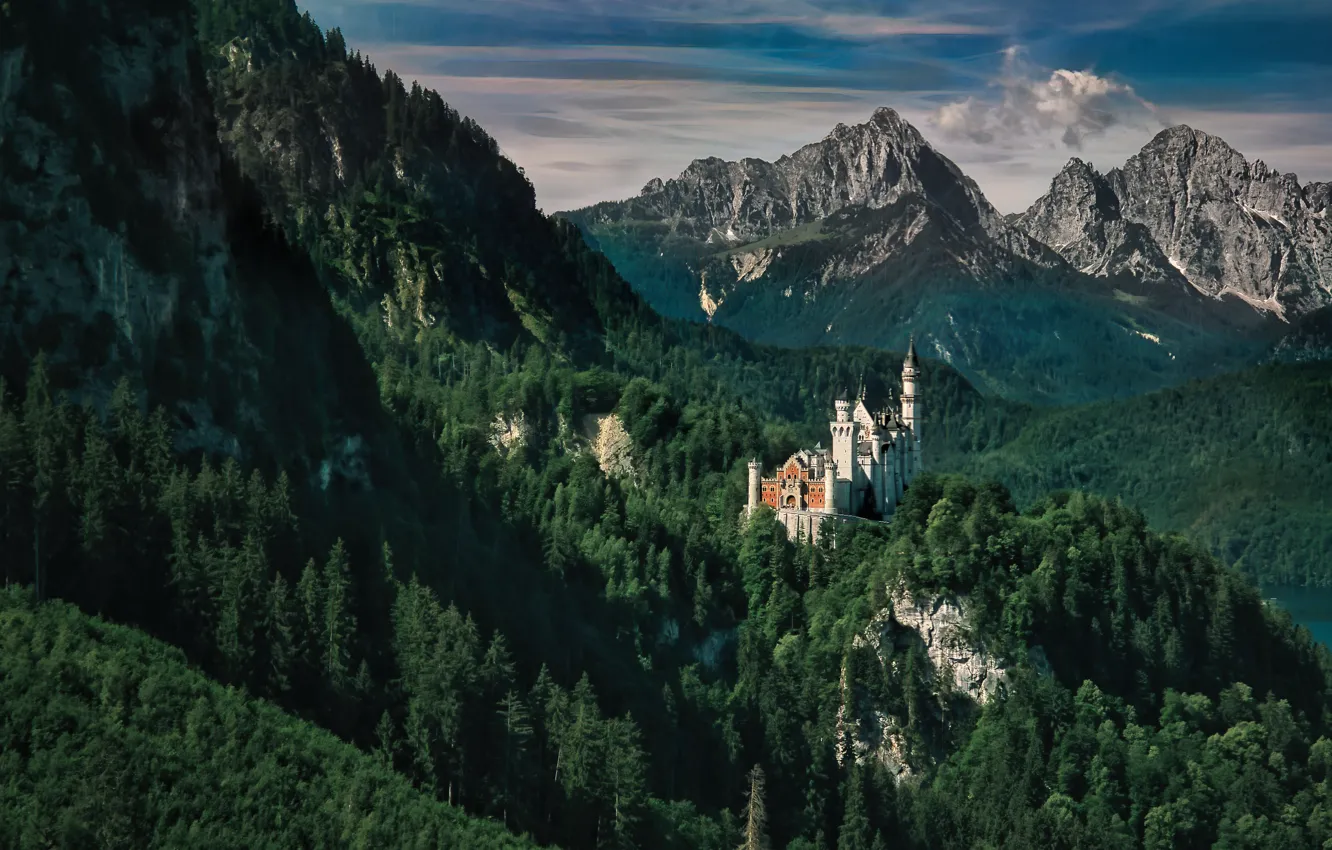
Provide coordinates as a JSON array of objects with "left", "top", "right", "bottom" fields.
[{"left": 904, "top": 334, "right": 918, "bottom": 366}]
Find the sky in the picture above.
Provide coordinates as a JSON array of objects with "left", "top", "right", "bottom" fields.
[{"left": 299, "top": 0, "right": 1332, "bottom": 214}]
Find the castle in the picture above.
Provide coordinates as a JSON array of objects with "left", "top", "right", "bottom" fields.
[{"left": 746, "top": 338, "right": 922, "bottom": 543}]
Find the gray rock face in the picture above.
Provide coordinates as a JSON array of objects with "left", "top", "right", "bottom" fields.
[
  {"left": 878, "top": 585, "right": 1007, "bottom": 704},
  {"left": 836, "top": 583, "right": 1009, "bottom": 783},
  {"left": 574, "top": 107, "right": 1050, "bottom": 261},
  {"left": 1018, "top": 126, "right": 1332, "bottom": 318},
  {"left": 0, "top": 3, "right": 255, "bottom": 450}
]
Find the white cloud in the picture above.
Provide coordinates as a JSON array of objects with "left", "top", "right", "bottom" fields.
[{"left": 930, "top": 46, "right": 1163, "bottom": 149}]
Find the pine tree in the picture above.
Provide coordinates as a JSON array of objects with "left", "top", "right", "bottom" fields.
[
  {"left": 321, "top": 539, "right": 355, "bottom": 690},
  {"left": 374, "top": 709, "right": 398, "bottom": 772},
  {"left": 217, "top": 533, "right": 267, "bottom": 681},
  {"left": 295, "top": 558, "right": 322, "bottom": 684},
  {"left": 598, "top": 715, "right": 648, "bottom": 849},
  {"left": 24, "top": 354, "right": 58, "bottom": 601},
  {"left": 0, "top": 379, "right": 27, "bottom": 587},
  {"left": 265, "top": 572, "right": 294, "bottom": 694},
  {"left": 405, "top": 696, "right": 437, "bottom": 791},
  {"left": 838, "top": 766, "right": 873, "bottom": 850},
  {"left": 495, "top": 689, "right": 533, "bottom": 827}
]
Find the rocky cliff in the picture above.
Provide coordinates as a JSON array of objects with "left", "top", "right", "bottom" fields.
[
  {"left": 1018, "top": 127, "right": 1332, "bottom": 318},
  {"left": 0, "top": 0, "right": 420, "bottom": 483},
  {"left": 196, "top": 19, "right": 629, "bottom": 364},
  {"left": 0, "top": 0, "right": 254, "bottom": 451},
  {"left": 836, "top": 583, "right": 1015, "bottom": 783}
]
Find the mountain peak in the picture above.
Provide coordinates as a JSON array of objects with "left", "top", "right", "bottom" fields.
[
  {"left": 836, "top": 106, "right": 921, "bottom": 143},
  {"left": 1141, "top": 124, "right": 1239, "bottom": 157},
  {"left": 1058, "top": 157, "right": 1098, "bottom": 177},
  {"left": 572, "top": 105, "right": 1000, "bottom": 242},
  {"left": 871, "top": 106, "right": 906, "bottom": 126},
  {"left": 1020, "top": 124, "right": 1332, "bottom": 316}
]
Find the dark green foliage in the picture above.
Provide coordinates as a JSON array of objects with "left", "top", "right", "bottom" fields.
[
  {"left": 0, "top": 587, "right": 539, "bottom": 850},
  {"left": 949, "top": 361, "right": 1332, "bottom": 585},
  {"left": 718, "top": 474, "right": 1332, "bottom": 849},
  {"left": 0, "top": 365, "right": 716, "bottom": 849}
]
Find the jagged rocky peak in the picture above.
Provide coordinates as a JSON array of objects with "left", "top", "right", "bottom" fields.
[
  {"left": 1308, "top": 181, "right": 1331, "bottom": 215},
  {"left": 640, "top": 177, "right": 664, "bottom": 195},
  {"left": 573, "top": 106, "right": 1001, "bottom": 242},
  {"left": 1017, "top": 123, "right": 1332, "bottom": 315}
]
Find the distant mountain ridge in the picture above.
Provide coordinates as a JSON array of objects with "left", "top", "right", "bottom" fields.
[
  {"left": 563, "top": 109, "right": 1281, "bottom": 404},
  {"left": 1018, "top": 125, "right": 1332, "bottom": 319},
  {"left": 577, "top": 106, "right": 1058, "bottom": 265}
]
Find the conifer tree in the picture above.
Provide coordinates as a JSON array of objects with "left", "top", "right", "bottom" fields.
[
  {"left": 496, "top": 689, "right": 533, "bottom": 827},
  {"left": 0, "top": 379, "right": 26, "bottom": 588},
  {"left": 406, "top": 696, "right": 437, "bottom": 791},
  {"left": 265, "top": 572, "right": 294, "bottom": 694},
  {"left": 296, "top": 558, "right": 322, "bottom": 684},
  {"left": 838, "top": 766, "right": 873, "bottom": 850},
  {"left": 24, "top": 355, "right": 57, "bottom": 601},
  {"left": 321, "top": 539, "right": 355, "bottom": 690},
  {"left": 374, "top": 709, "right": 398, "bottom": 772}
]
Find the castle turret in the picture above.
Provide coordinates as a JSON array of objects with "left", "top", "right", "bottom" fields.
[
  {"left": 747, "top": 459, "right": 761, "bottom": 515},
  {"left": 901, "top": 335, "right": 921, "bottom": 475},
  {"left": 834, "top": 393, "right": 851, "bottom": 423}
]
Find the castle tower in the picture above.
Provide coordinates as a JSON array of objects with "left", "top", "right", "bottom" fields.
[
  {"left": 747, "top": 459, "right": 762, "bottom": 515},
  {"left": 830, "top": 390, "right": 858, "bottom": 498},
  {"left": 901, "top": 335, "right": 921, "bottom": 475}
]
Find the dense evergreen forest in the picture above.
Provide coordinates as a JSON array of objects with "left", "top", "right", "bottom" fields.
[
  {"left": 5, "top": 366, "right": 1332, "bottom": 847},
  {"left": 951, "top": 362, "right": 1332, "bottom": 586},
  {"left": 2, "top": 0, "right": 1331, "bottom": 847},
  {"left": 0, "top": 588, "right": 541, "bottom": 849}
]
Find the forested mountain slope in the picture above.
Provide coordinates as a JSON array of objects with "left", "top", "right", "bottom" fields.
[
  {"left": 0, "top": 588, "right": 540, "bottom": 850},
  {"left": 944, "top": 361, "right": 1332, "bottom": 586}
]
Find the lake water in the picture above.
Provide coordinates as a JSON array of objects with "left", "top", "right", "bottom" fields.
[{"left": 1264, "top": 586, "right": 1332, "bottom": 647}]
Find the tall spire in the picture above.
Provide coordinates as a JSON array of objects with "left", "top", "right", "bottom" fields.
[{"left": 905, "top": 334, "right": 918, "bottom": 366}]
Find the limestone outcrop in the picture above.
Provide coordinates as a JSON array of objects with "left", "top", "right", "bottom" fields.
[
  {"left": 581, "top": 413, "right": 635, "bottom": 479},
  {"left": 836, "top": 582, "right": 1014, "bottom": 783},
  {"left": 489, "top": 412, "right": 532, "bottom": 455}
]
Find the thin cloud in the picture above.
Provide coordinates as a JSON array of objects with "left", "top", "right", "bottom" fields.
[
  {"left": 930, "top": 46, "right": 1164, "bottom": 149},
  {"left": 813, "top": 14, "right": 999, "bottom": 38},
  {"left": 513, "top": 115, "right": 619, "bottom": 138}
]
